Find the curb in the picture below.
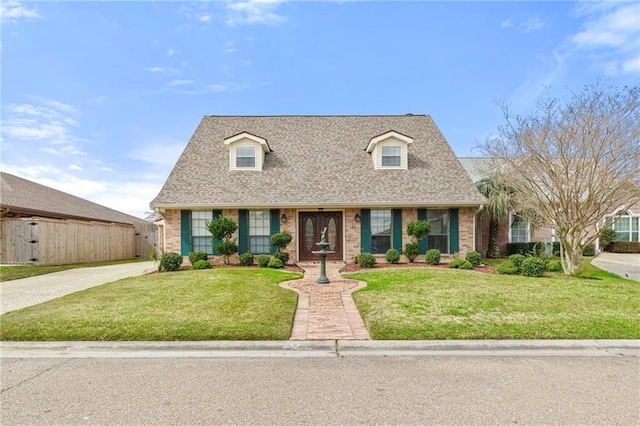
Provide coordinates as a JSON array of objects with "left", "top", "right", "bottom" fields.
[{"left": 1, "top": 340, "right": 638, "bottom": 358}]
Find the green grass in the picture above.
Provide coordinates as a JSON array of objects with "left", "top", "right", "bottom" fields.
[
  {"left": 0, "top": 259, "right": 146, "bottom": 282},
  {"left": 0, "top": 269, "right": 302, "bottom": 341},
  {"left": 347, "top": 264, "right": 639, "bottom": 340}
]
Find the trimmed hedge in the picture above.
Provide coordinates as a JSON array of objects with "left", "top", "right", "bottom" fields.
[
  {"left": 239, "top": 252, "right": 254, "bottom": 266},
  {"left": 385, "top": 248, "right": 401, "bottom": 264},
  {"left": 188, "top": 251, "right": 208, "bottom": 265},
  {"left": 425, "top": 249, "right": 441, "bottom": 265},
  {"left": 521, "top": 257, "right": 547, "bottom": 277},
  {"left": 465, "top": 251, "right": 481, "bottom": 267},
  {"left": 356, "top": 253, "right": 376, "bottom": 268},
  {"left": 256, "top": 254, "right": 270, "bottom": 268},
  {"left": 607, "top": 242, "right": 640, "bottom": 253},
  {"left": 192, "top": 259, "right": 212, "bottom": 270},
  {"left": 448, "top": 258, "right": 473, "bottom": 270}
]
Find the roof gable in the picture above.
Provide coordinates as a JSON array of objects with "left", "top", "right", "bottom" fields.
[{"left": 151, "top": 115, "right": 487, "bottom": 208}]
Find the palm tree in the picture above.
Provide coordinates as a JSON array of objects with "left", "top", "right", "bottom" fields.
[{"left": 475, "top": 177, "right": 511, "bottom": 258}]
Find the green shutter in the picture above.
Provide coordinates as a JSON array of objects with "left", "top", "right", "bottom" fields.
[
  {"left": 269, "top": 209, "right": 280, "bottom": 254},
  {"left": 180, "top": 210, "right": 191, "bottom": 256},
  {"left": 238, "top": 209, "right": 248, "bottom": 254},
  {"left": 449, "top": 208, "right": 459, "bottom": 254},
  {"left": 392, "top": 209, "right": 402, "bottom": 251},
  {"left": 360, "top": 209, "right": 371, "bottom": 253},
  {"left": 211, "top": 210, "right": 222, "bottom": 255},
  {"left": 417, "top": 208, "right": 427, "bottom": 253}
]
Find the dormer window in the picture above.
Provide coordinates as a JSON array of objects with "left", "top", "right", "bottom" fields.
[
  {"left": 366, "top": 130, "right": 413, "bottom": 170},
  {"left": 236, "top": 146, "right": 256, "bottom": 168},
  {"left": 381, "top": 146, "right": 401, "bottom": 167},
  {"left": 224, "top": 132, "right": 271, "bottom": 171}
]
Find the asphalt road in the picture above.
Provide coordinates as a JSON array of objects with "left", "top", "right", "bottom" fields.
[{"left": 2, "top": 354, "right": 638, "bottom": 425}]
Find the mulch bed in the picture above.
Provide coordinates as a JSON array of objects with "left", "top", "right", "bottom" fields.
[{"left": 340, "top": 262, "right": 496, "bottom": 274}]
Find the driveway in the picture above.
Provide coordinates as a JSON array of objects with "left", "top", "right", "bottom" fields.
[
  {"left": 591, "top": 252, "right": 640, "bottom": 282},
  {"left": 0, "top": 261, "right": 157, "bottom": 315}
]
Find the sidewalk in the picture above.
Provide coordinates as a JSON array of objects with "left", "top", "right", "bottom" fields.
[
  {"left": 280, "top": 261, "right": 370, "bottom": 340},
  {"left": 0, "top": 261, "right": 157, "bottom": 314}
]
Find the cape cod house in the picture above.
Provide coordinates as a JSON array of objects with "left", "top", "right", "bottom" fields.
[{"left": 150, "top": 115, "right": 488, "bottom": 264}]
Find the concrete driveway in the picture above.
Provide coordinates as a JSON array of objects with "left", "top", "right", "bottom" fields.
[
  {"left": 0, "top": 261, "right": 157, "bottom": 315},
  {"left": 591, "top": 252, "right": 640, "bottom": 282}
]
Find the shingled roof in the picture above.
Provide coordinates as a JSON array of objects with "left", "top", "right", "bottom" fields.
[
  {"left": 0, "top": 172, "right": 145, "bottom": 225},
  {"left": 151, "top": 115, "right": 488, "bottom": 209}
]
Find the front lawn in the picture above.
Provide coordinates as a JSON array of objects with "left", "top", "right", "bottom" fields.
[
  {"left": 348, "top": 267, "right": 639, "bottom": 340},
  {"left": 0, "top": 269, "right": 301, "bottom": 341}
]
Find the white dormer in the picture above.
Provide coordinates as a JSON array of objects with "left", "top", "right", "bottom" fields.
[
  {"left": 224, "top": 132, "right": 271, "bottom": 171},
  {"left": 366, "top": 130, "right": 413, "bottom": 170}
]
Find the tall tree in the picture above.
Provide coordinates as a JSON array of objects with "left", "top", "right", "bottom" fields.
[
  {"left": 482, "top": 83, "right": 640, "bottom": 274},
  {"left": 475, "top": 177, "right": 511, "bottom": 258}
]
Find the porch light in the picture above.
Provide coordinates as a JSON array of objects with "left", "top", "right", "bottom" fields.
[
  {"left": 280, "top": 213, "right": 287, "bottom": 224},
  {"left": 355, "top": 213, "right": 361, "bottom": 223}
]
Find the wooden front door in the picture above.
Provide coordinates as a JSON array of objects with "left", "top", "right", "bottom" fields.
[{"left": 298, "top": 212, "right": 343, "bottom": 261}]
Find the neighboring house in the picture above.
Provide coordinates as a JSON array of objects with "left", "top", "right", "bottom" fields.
[
  {"left": 150, "top": 115, "right": 488, "bottom": 264},
  {"left": 0, "top": 172, "right": 157, "bottom": 264},
  {"left": 458, "top": 157, "right": 640, "bottom": 256}
]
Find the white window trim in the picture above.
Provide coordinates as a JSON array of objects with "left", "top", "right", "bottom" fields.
[
  {"left": 508, "top": 212, "right": 530, "bottom": 243},
  {"left": 605, "top": 210, "right": 640, "bottom": 242}
]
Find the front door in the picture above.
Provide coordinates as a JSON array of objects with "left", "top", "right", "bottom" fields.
[{"left": 298, "top": 212, "right": 343, "bottom": 261}]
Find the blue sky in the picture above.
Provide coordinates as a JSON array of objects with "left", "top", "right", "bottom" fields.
[{"left": 1, "top": 1, "right": 639, "bottom": 218}]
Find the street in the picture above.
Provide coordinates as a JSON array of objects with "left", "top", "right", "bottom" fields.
[{"left": 2, "top": 354, "right": 638, "bottom": 425}]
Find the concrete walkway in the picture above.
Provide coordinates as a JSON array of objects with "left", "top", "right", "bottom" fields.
[
  {"left": 280, "top": 262, "right": 370, "bottom": 340},
  {"left": 591, "top": 252, "right": 640, "bottom": 282},
  {"left": 0, "top": 261, "right": 157, "bottom": 314}
]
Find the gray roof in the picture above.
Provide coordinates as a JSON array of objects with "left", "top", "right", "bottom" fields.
[
  {"left": 458, "top": 157, "right": 506, "bottom": 183},
  {"left": 0, "top": 172, "right": 146, "bottom": 225},
  {"left": 151, "top": 115, "right": 488, "bottom": 209}
]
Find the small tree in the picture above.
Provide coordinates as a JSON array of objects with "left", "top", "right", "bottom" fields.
[
  {"left": 206, "top": 216, "right": 238, "bottom": 265},
  {"left": 405, "top": 220, "right": 430, "bottom": 262},
  {"left": 270, "top": 231, "right": 292, "bottom": 265},
  {"left": 482, "top": 82, "right": 640, "bottom": 274},
  {"left": 475, "top": 177, "right": 512, "bottom": 258}
]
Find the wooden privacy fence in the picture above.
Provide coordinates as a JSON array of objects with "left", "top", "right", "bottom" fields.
[{"left": 0, "top": 217, "right": 157, "bottom": 265}]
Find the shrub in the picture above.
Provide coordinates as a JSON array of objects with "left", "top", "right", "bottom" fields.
[
  {"left": 599, "top": 228, "right": 616, "bottom": 250},
  {"left": 356, "top": 253, "right": 376, "bottom": 268},
  {"left": 239, "top": 252, "right": 254, "bottom": 266},
  {"left": 547, "top": 260, "right": 563, "bottom": 272},
  {"left": 607, "top": 241, "right": 640, "bottom": 253},
  {"left": 159, "top": 252, "right": 183, "bottom": 272},
  {"left": 465, "top": 251, "right": 482, "bottom": 267},
  {"left": 521, "top": 257, "right": 547, "bottom": 277},
  {"left": 582, "top": 243, "right": 596, "bottom": 257},
  {"left": 273, "top": 251, "right": 290, "bottom": 265},
  {"left": 385, "top": 248, "right": 401, "bottom": 264},
  {"left": 206, "top": 216, "right": 239, "bottom": 265},
  {"left": 270, "top": 231, "right": 293, "bottom": 251},
  {"left": 448, "top": 258, "right": 473, "bottom": 270},
  {"left": 496, "top": 260, "right": 518, "bottom": 275},
  {"left": 188, "top": 251, "right": 208, "bottom": 266},
  {"left": 406, "top": 220, "right": 431, "bottom": 241},
  {"left": 267, "top": 258, "right": 284, "bottom": 269},
  {"left": 192, "top": 259, "right": 212, "bottom": 270},
  {"left": 508, "top": 254, "right": 526, "bottom": 272},
  {"left": 425, "top": 249, "right": 441, "bottom": 265},
  {"left": 404, "top": 243, "right": 420, "bottom": 262},
  {"left": 256, "top": 254, "right": 270, "bottom": 268},
  {"left": 506, "top": 242, "right": 546, "bottom": 256}
]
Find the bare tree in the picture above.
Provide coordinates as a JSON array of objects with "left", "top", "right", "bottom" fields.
[{"left": 482, "top": 83, "right": 640, "bottom": 274}]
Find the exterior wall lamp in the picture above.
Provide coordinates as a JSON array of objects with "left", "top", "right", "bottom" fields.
[
  {"left": 280, "top": 213, "right": 287, "bottom": 224},
  {"left": 355, "top": 213, "right": 361, "bottom": 223}
]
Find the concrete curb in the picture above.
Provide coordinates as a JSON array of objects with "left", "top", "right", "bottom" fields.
[{"left": 1, "top": 340, "right": 637, "bottom": 358}]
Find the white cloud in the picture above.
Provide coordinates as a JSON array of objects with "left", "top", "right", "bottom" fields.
[
  {"left": 198, "top": 14, "right": 211, "bottom": 23},
  {"left": 570, "top": 2, "right": 640, "bottom": 75},
  {"left": 167, "top": 48, "right": 178, "bottom": 56},
  {"left": 169, "top": 79, "right": 194, "bottom": 86},
  {"left": 128, "top": 142, "right": 185, "bottom": 169},
  {"left": 500, "top": 19, "right": 512, "bottom": 28},
  {"left": 226, "top": 0, "right": 287, "bottom": 26},
  {"left": 69, "top": 164, "right": 83, "bottom": 171},
  {"left": 0, "top": 0, "right": 40, "bottom": 24},
  {"left": 519, "top": 17, "right": 545, "bottom": 33},
  {"left": 226, "top": 41, "right": 237, "bottom": 53}
]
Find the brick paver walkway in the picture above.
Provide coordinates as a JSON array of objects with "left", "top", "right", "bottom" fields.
[{"left": 280, "top": 262, "right": 370, "bottom": 340}]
